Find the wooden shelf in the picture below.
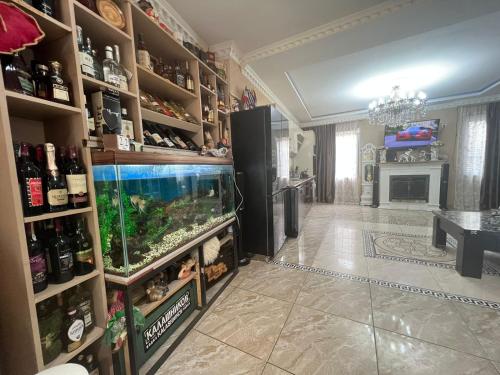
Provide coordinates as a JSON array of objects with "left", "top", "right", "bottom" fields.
[
  {"left": 23, "top": 207, "right": 93, "bottom": 223},
  {"left": 5, "top": 91, "right": 81, "bottom": 120},
  {"left": 34, "top": 270, "right": 100, "bottom": 304},
  {"left": 10, "top": 0, "right": 71, "bottom": 43},
  {"left": 141, "top": 108, "right": 201, "bottom": 133},
  {"left": 73, "top": 0, "right": 131, "bottom": 44},
  {"left": 137, "top": 65, "right": 197, "bottom": 101},
  {"left": 199, "top": 61, "right": 227, "bottom": 85},
  {"left": 142, "top": 145, "right": 200, "bottom": 157},
  {"left": 219, "top": 234, "right": 233, "bottom": 247},
  {"left": 200, "top": 84, "right": 216, "bottom": 96},
  {"left": 136, "top": 272, "right": 197, "bottom": 316},
  {"left": 82, "top": 76, "right": 137, "bottom": 99},
  {"left": 203, "top": 121, "right": 216, "bottom": 128},
  {"left": 42, "top": 327, "right": 105, "bottom": 369}
]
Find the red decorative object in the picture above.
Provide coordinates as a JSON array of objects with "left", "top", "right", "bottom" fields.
[{"left": 0, "top": 1, "right": 45, "bottom": 55}]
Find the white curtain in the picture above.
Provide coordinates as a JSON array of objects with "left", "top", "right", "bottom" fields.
[
  {"left": 335, "top": 121, "right": 360, "bottom": 204},
  {"left": 454, "top": 104, "right": 487, "bottom": 210}
]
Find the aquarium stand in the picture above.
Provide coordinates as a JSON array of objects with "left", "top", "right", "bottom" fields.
[{"left": 105, "top": 218, "right": 238, "bottom": 375}]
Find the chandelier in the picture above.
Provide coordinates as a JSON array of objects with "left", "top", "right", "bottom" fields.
[{"left": 368, "top": 86, "right": 427, "bottom": 128}]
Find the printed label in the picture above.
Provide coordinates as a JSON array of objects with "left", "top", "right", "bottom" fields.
[
  {"left": 59, "top": 252, "right": 73, "bottom": 272},
  {"left": 151, "top": 133, "right": 163, "bottom": 144},
  {"left": 78, "top": 300, "right": 93, "bottom": 328},
  {"left": 163, "top": 137, "right": 175, "bottom": 147},
  {"left": 138, "top": 51, "right": 152, "bottom": 70},
  {"left": 75, "top": 247, "right": 94, "bottom": 264},
  {"left": 26, "top": 177, "right": 44, "bottom": 207},
  {"left": 79, "top": 52, "right": 95, "bottom": 77},
  {"left": 68, "top": 319, "right": 85, "bottom": 342},
  {"left": 66, "top": 174, "right": 88, "bottom": 195},
  {"left": 52, "top": 84, "right": 70, "bottom": 102},
  {"left": 47, "top": 188, "right": 68, "bottom": 206},
  {"left": 87, "top": 117, "right": 95, "bottom": 131},
  {"left": 30, "top": 254, "right": 47, "bottom": 285},
  {"left": 120, "top": 119, "right": 134, "bottom": 139},
  {"left": 119, "top": 75, "right": 128, "bottom": 91}
]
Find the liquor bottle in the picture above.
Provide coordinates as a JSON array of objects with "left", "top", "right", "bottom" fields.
[
  {"left": 167, "top": 128, "right": 188, "bottom": 150},
  {"left": 63, "top": 307, "right": 86, "bottom": 352},
  {"left": 44, "top": 143, "right": 68, "bottom": 212},
  {"left": 26, "top": 222, "right": 48, "bottom": 293},
  {"left": 92, "top": 49, "right": 104, "bottom": 81},
  {"left": 68, "top": 284, "right": 95, "bottom": 331},
  {"left": 72, "top": 218, "right": 94, "bottom": 275},
  {"left": 148, "top": 127, "right": 167, "bottom": 147},
  {"left": 33, "top": 64, "right": 50, "bottom": 100},
  {"left": 49, "top": 218, "right": 74, "bottom": 284},
  {"left": 18, "top": 142, "right": 45, "bottom": 216},
  {"left": 137, "top": 33, "right": 151, "bottom": 70},
  {"left": 102, "top": 46, "right": 120, "bottom": 87},
  {"left": 76, "top": 26, "right": 95, "bottom": 78},
  {"left": 32, "top": 0, "right": 54, "bottom": 17},
  {"left": 142, "top": 130, "right": 156, "bottom": 146},
  {"left": 65, "top": 146, "right": 88, "bottom": 208},
  {"left": 113, "top": 45, "right": 128, "bottom": 91},
  {"left": 174, "top": 61, "right": 185, "bottom": 88},
  {"left": 3, "top": 53, "right": 34, "bottom": 96},
  {"left": 120, "top": 108, "right": 134, "bottom": 139},
  {"left": 48, "top": 61, "right": 71, "bottom": 104},
  {"left": 85, "top": 96, "right": 96, "bottom": 137},
  {"left": 185, "top": 62, "right": 194, "bottom": 93},
  {"left": 155, "top": 125, "right": 177, "bottom": 148}
]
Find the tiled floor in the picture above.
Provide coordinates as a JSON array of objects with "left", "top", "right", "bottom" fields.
[{"left": 157, "top": 205, "right": 500, "bottom": 374}]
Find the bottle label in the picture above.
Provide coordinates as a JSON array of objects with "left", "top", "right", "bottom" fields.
[
  {"left": 78, "top": 299, "right": 93, "bottom": 328},
  {"left": 59, "top": 252, "right": 73, "bottom": 272},
  {"left": 138, "top": 51, "right": 151, "bottom": 70},
  {"left": 76, "top": 247, "right": 94, "bottom": 264},
  {"left": 103, "top": 68, "right": 120, "bottom": 87},
  {"left": 163, "top": 137, "right": 175, "bottom": 147},
  {"left": 26, "top": 177, "right": 44, "bottom": 207},
  {"left": 52, "top": 84, "right": 70, "bottom": 102},
  {"left": 88, "top": 116, "right": 95, "bottom": 131},
  {"left": 66, "top": 174, "right": 88, "bottom": 195},
  {"left": 79, "top": 52, "right": 95, "bottom": 77},
  {"left": 186, "top": 78, "right": 194, "bottom": 91},
  {"left": 119, "top": 75, "right": 128, "bottom": 91},
  {"left": 68, "top": 319, "right": 85, "bottom": 342},
  {"left": 30, "top": 253, "right": 47, "bottom": 285},
  {"left": 47, "top": 188, "right": 68, "bottom": 206},
  {"left": 151, "top": 133, "right": 163, "bottom": 144},
  {"left": 18, "top": 76, "right": 34, "bottom": 95},
  {"left": 120, "top": 119, "right": 134, "bottom": 139},
  {"left": 176, "top": 74, "right": 185, "bottom": 87}
]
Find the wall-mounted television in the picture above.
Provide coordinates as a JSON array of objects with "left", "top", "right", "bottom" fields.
[{"left": 384, "top": 119, "right": 440, "bottom": 149}]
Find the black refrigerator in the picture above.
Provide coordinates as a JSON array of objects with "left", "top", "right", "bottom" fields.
[{"left": 231, "top": 105, "right": 289, "bottom": 257}]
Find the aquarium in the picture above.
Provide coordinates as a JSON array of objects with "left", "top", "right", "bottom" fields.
[{"left": 93, "top": 161, "right": 235, "bottom": 277}]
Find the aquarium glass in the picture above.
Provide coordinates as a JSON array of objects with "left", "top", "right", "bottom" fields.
[{"left": 93, "top": 163, "right": 235, "bottom": 277}]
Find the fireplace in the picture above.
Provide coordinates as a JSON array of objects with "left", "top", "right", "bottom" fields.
[{"left": 389, "top": 175, "right": 430, "bottom": 202}]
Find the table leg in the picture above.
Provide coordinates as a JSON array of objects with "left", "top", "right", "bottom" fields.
[
  {"left": 432, "top": 216, "right": 446, "bottom": 248},
  {"left": 456, "top": 231, "right": 483, "bottom": 279}
]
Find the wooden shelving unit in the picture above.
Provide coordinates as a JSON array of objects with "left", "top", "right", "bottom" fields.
[{"left": 0, "top": 1, "right": 234, "bottom": 374}]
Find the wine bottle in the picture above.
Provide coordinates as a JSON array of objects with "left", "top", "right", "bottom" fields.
[
  {"left": 44, "top": 143, "right": 68, "bottom": 212},
  {"left": 76, "top": 26, "right": 95, "bottom": 78},
  {"left": 18, "top": 142, "right": 45, "bottom": 216},
  {"left": 68, "top": 285, "right": 95, "bottom": 331},
  {"left": 26, "top": 222, "right": 48, "bottom": 293},
  {"left": 65, "top": 146, "right": 88, "bottom": 208},
  {"left": 73, "top": 218, "right": 94, "bottom": 275},
  {"left": 185, "top": 62, "right": 194, "bottom": 93},
  {"left": 152, "top": 124, "right": 176, "bottom": 148},
  {"left": 137, "top": 33, "right": 151, "bottom": 70},
  {"left": 174, "top": 61, "right": 185, "bottom": 88},
  {"left": 49, "top": 218, "right": 74, "bottom": 284},
  {"left": 63, "top": 307, "right": 86, "bottom": 352}
]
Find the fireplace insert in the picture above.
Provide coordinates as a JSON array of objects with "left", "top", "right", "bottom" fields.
[{"left": 389, "top": 175, "right": 430, "bottom": 202}]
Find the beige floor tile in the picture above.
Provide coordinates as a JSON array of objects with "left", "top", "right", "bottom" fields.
[
  {"left": 429, "top": 267, "right": 500, "bottom": 303},
  {"left": 196, "top": 288, "right": 291, "bottom": 360},
  {"left": 237, "top": 262, "right": 307, "bottom": 302},
  {"left": 492, "top": 361, "right": 500, "bottom": 373},
  {"left": 312, "top": 251, "right": 369, "bottom": 277},
  {"left": 371, "top": 286, "right": 486, "bottom": 357},
  {"left": 230, "top": 260, "right": 269, "bottom": 287},
  {"left": 454, "top": 302, "right": 500, "bottom": 362},
  {"left": 399, "top": 224, "right": 434, "bottom": 236},
  {"left": 376, "top": 329, "right": 498, "bottom": 375},
  {"left": 296, "top": 273, "right": 372, "bottom": 324},
  {"left": 156, "top": 331, "right": 264, "bottom": 375},
  {"left": 367, "top": 258, "right": 441, "bottom": 290},
  {"left": 269, "top": 305, "right": 377, "bottom": 375},
  {"left": 262, "top": 364, "right": 293, "bottom": 375}
]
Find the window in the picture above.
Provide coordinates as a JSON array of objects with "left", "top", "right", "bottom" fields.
[{"left": 335, "top": 122, "right": 360, "bottom": 204}]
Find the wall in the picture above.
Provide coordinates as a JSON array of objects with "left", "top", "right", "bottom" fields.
[
  {"left": 357, "top": 107, "right": 459, "bottom": 207},
  {"left": 227, "top": 59, "right": 272, "bottom": 108}
]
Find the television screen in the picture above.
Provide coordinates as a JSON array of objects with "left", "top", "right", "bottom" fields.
[{"left": 384, "top": 119, "right": 440, "bottom": 149}]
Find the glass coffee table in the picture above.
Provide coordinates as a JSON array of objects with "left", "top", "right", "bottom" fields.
[{"left": 432, "top": 210, "right": 500, "bottom": 278}]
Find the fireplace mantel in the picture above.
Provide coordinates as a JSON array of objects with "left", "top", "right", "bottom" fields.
[{"left": 378, "top": 161, "right": 446, "bottom": 211}]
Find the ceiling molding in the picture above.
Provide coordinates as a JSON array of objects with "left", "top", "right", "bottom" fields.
[
  {"left": 242, "top": 65, "right": 299, "bottom": 123},
  {"left": 151, "top": 0, "right": 208, "bottom": 49},
  {"left": 300, "top": 93, "right": 500, "bottom": 128},
  {"left": 242, "top": 0, "right": 420, "bottom": 64},
  {"left": 209, "top": 40, "right": 242, "bottom": 64}
]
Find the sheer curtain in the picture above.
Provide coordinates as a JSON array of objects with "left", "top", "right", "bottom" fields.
[
  {"left": 335, "top": 121, "right": 360, "bottom": 204},
  {"left": 454, "top": 104, "right": 488, "bottom": 210}
]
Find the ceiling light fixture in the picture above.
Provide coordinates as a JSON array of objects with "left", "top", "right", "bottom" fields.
[{"left": 368, "top": 85, "right": 427, "bottom": 128}]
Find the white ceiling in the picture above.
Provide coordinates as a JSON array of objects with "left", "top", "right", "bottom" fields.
[{"left": 166, "top": 0, "right": 500, "bottom": 123}]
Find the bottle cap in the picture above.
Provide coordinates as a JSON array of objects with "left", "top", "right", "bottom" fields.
[{"left": 67, "top": 308, "right": 77, "bottom": 316}]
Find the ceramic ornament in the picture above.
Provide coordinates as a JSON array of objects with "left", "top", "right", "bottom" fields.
[{"left": 0, "top": 1, "right": 45, "bottom": 54}]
